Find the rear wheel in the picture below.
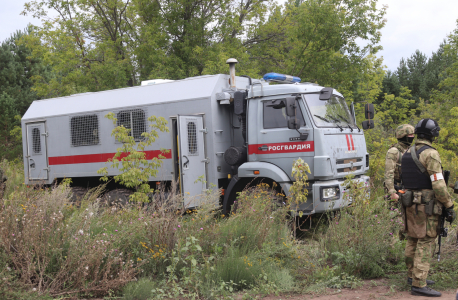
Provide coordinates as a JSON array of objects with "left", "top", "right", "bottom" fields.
[
  {"left": 69, "top": 186, "right": 89, "bottom": 206},
  {"left": 103, "top": 189, "right": 133, "bottom": 207}
]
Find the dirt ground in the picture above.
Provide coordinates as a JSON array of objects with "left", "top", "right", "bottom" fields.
[{"left": 261, "top": 279, "right": 458, "bottom": 300}]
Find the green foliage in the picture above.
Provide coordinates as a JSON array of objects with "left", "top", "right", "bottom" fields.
[
  {"left": 314, "top": 266, "right": 363, "bottom": 289},
  {"left": 98, "top": 113, "right": 169, "bottom": 202},
  {"left": 321, "top": 176, "right": 405, "bottom": 279},
  {"left": 21, "top": 0, "right": 138, "bottom": 97},
  {"left": 0, "top": 29, "right": 50, "bottom": 160},
  {"left": 122, "top": 278, "right": 156, "bottom": 300},
  {"left": 289, "top": 158, "right": 310, "bottom": 214},
  {"left": 376, "top": 86, "right": 416, "bottom": 129},
  {"left": 20, "top": 0, "right": 387, "bottom": 105}
]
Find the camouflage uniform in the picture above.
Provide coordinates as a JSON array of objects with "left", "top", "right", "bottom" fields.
[
  {"left": 404, "top": 138, "right": 454, "bottom": 288},
  {"left": 384, "top": 124, "right": 415, "bottom": 195},
  {"left": 384, "top": 142, "right": 408, "bottom": 195}
]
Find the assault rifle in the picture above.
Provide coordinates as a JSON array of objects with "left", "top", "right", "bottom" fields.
[{"left": 436, "top": 170, "right": 451, "bottom": 261}]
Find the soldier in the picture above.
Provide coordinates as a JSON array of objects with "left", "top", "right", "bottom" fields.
[
  {"left": 384, "top": 124, "right": 415, "bottom": 200},
  {"left": 401, "top": 118, "right": 456, "bottom": 297}
]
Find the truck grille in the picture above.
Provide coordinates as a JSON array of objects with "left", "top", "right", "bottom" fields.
[{"left": 336, "top": 158, "right": 363, "bottom": 173}]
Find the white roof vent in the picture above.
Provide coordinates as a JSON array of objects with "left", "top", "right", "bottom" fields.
[{"left": 141, "top": 79, "right": 174, "bottom": 86}]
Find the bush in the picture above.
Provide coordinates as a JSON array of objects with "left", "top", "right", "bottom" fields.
[{"left": 321, "top": 176, "right": 405, "bottom": 279}]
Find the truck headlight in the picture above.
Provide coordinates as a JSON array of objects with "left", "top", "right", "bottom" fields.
[{"left": 320, "top": 186, "right": 340, "bottom": 201}]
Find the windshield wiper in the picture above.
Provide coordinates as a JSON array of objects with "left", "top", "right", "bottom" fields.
[
  {"left": 326, "top": 115, "right": 344, "bottom": 132},
  {"left": 336, "top": 114, "right": 354, "bottom": 132},
  {"left": 314, "top": 114, "right": 331, "bottom": 123},
  {"left": 355, "top": 123, "right": 361, "bottom": 132}
]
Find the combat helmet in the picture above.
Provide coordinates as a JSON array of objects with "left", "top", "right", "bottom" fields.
[
  {"left": 415, "top": 118, "right": 440, "bottom": 138},
  {"left": 395, "top": 124, "right": 415, "bottom": 139}
]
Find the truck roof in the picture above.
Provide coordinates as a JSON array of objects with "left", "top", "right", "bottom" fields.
[
  {"left": 249, "top": 81, "right": 343, "bottom": 98},
  {"left": 22, "top": 74, "right": 343, "bottom": 121},
  {"left": 22, "top": 75, "right": 224, "bottom": 120}
]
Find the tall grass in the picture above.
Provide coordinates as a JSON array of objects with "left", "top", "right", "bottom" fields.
[
  {"left": 2, "top": 158, "right": 456, "bottom": 298},
  {"left": 321, "top": 177, "right": 404, "bottom": 279},
  {"left": 1, "top": 161, "right": 299, "bottom": 298}
]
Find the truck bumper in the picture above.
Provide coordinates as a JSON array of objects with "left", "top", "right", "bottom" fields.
[{"left": 288, "top": 175, "right": 370, "bottom": 215}]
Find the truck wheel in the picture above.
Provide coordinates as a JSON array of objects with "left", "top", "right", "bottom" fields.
[
  {"left": 223, "top": 177, "right": 286, "bottom": 215},
  {"left": 103, "top": 189, "right": 133, "bottom": 207},
  {"left": 70, "top": 186, "right": 89, "bottom": 206}
]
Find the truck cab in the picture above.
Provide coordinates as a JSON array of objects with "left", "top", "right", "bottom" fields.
[{"left": 222, "top": 74, "right": 370, "bottom": 215}]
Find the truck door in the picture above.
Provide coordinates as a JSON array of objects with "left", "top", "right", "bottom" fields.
[
  {"left": 249, "top": 97, "right": 314, "bottom": 179},
  {"left": 25, "top": 122, "right": 49, "bottom": 180},
  {"left": 177, "top": 115, "right": 207, "bottom": 208}
]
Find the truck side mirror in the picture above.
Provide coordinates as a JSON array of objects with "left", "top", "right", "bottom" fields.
[
  {"left": 454, "top": 181, "right": 458, "bottom": 194},
  {"left": 364, "top": 103, "right": 375, "bottom": 119},
  {"left": 319, "top": 87, "right": 333, "bottom": 100},
  {"left": 285, "top": 97, "right": 296, "bottom": 117},
  {"left": 362, "top": 120, "right": 374, "bottom": 130}
]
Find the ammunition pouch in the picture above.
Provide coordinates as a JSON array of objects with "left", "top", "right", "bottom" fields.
[
  {"left": 433, "top": 199, "right": 443, "bottom": 216},
  {"left": 401, "top": 190, "right": 439, "bottom": 214},
  {"left": 401, "top": 190, "right": 413, "bottom": 207},
  {"left": 425, "top": 200, "right": 434, "bottom": 216},
  {"left": 422, "top": 190, "right": 435, "bottom": 216}
]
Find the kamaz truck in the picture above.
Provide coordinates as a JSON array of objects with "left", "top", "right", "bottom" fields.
[{"left": 21, "top": 59, "right": 373, "bottom": 214}]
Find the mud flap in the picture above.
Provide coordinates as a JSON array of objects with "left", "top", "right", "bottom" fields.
[{"left": 222, "top": 175, "right": 240, "bottom": 214}]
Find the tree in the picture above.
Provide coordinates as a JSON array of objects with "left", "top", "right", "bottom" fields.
[
  {"left": 0, "top": 29, "right": 51, "bottom": 160},
  {"left": 22, "top": 0, "right": 141, "bottom": 97},
  {"left": 98, "top": 113, "right": 170, "bottom": 203},
  {"left": 22, "top": 0, "right": 387, "bottom": 100}
]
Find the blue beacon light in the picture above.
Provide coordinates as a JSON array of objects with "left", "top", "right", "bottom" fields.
[{"left": 263, "top": 72, "right": 301, "bottom": 83}]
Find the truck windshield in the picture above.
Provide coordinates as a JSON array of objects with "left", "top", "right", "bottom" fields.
[{"left": 303, "top": 94, "right": 355, "bottom": 128}]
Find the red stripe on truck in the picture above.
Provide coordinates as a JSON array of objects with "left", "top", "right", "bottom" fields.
[
  {"left": 248, "top": 141, "right": 314, "bottom": 155},
  {"left": 48, "top": 150, "right": 172, "bottom": 165},
  {"left": 350, "top": 135, "right": 355, "bottom": 150},
  {"left": 345, "top": 134, "right": 351, "bottom": 150}
]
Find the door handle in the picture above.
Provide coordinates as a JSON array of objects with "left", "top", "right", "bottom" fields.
[
  {"left": 183, "top": 155, "right": 189, "bottom": 168},
  {"left": 258, "top": 145, "right": 268, "bottom": 151},
  {"left": 29, "top": 159, "right": 36, "bottom": 169}
]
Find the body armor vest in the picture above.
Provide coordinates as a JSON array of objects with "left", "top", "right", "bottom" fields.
[{"left": 401, "top": 145, "right": 433, "bottom": 190}]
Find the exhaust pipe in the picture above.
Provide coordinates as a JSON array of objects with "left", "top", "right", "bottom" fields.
[{"left": 226, "top": 58, "right": 238, "bottom": 89}]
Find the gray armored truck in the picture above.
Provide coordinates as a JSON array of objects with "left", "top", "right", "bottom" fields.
[{"left": 21, "top": 59, "right": 372, "bottom": 214}]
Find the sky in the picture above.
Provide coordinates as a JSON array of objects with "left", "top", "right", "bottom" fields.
[{"left": 1, "top": 0, "right": 458, "bottom": 72}]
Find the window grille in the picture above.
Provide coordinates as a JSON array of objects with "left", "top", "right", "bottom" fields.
[
  {"left": 70, "top": 114, "right": 99, "bottom": 147},
  {"left": 187, "top": 121, "right": 198, "bottom": 155},
  {"left": 32, "top": 127, "right": 41, "bottom": 154},
  {"left": 116, "top": 109, "right": 146, "bottom": 141}
]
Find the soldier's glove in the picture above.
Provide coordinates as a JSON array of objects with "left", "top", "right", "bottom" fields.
[{"left": 445, "top": 204, "right": 456, "bottom": 224}]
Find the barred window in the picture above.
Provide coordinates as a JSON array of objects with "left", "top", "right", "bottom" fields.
[
  {"left": 117, "top": 109, "right": 146, "bottom": 141},
  {"left": 187, "top": 121, "right": 198, "bottom": 155},
  {"left": 32, "top": 128, "right": 41, "bottom": 154},
  {"left": 70, "top": 115, "right": 99, "bottom": 147}
]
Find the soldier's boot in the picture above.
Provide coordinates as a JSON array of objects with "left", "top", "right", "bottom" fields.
[
  {"left": 407, "top": 278, "right": 435, "bottom": 286},
  {"left": 411, "top": 286, "right": 441, "bottom": 297}
]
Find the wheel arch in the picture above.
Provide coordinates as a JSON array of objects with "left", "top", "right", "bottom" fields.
[{"left": 222, "top": 162, "right": 292, "bottom": 214}]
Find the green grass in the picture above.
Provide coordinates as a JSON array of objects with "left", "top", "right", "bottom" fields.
[{"left": 1, "top": 159, "right": 457, "bottom": 298}]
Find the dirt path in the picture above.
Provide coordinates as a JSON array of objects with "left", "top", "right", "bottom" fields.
[{"left": 261, "top": 279, "right": 457, "bottom": 300}]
